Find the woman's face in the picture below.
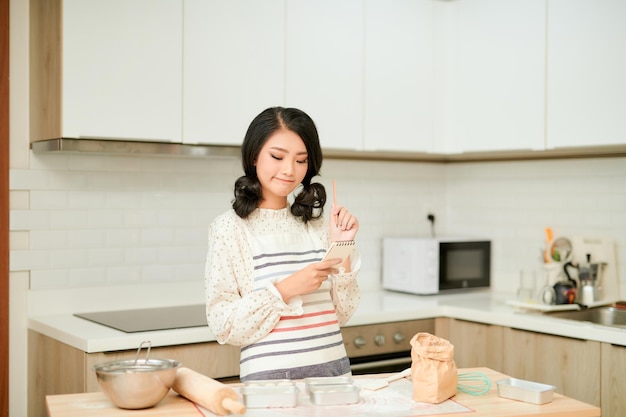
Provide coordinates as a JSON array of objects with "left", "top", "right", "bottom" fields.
[{"left": 255, "top": 128, "right": 309, "bottom": 209}]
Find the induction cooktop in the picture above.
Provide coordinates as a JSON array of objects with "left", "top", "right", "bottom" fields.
[{"left": 74, "top": 304, "right": 207, "bottom": 333}]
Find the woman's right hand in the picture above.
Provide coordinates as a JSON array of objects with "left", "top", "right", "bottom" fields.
[{"left": 275, "top": 258, "right": 343, "bottom": 303}]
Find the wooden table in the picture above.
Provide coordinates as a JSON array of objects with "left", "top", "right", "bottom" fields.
[{"left": 46, "top": 367, "right": 601, "bottom": 417}]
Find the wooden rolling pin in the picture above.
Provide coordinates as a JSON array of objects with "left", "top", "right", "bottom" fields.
[{"left": 171, "top": 367, "right": 246, "bottom": 415}]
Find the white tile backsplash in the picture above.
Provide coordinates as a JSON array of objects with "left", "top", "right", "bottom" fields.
[
  {"left": 50, "top": 210, "right": 88, "bottom": 229},
  {"left": 10, "top": 209, "right": 50, "bottom": 230},
  {"left": 9, "top": 153, "right": 626, "bottom": 303},
  {"left": 444, "top": 158, "right": 626, "bottom": 295}
]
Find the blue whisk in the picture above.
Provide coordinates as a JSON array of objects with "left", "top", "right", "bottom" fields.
[{"left": 457, "top": 372, "right": 492, "bottom": 395}]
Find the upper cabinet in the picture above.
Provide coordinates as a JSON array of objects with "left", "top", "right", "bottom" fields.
[
  {"left": 363, "top": 0, "right": 436, "bottom": 153},
  {"left": 285, "top": 0, "right": 364, "bottom": 151},
  {"left": 30, "top": 0, "right": 626, "bottom": 155},
  {"left": 546, "top": 0, "right": 626, "bottom": 148},
  {"left": 364, "top": 0, "right": 547, "bottom": 154},
  {"left": 182, "top": 0, "right": 285, "bottom": 145},
  {"left": 30, "top": 0, "right": 183, "bottom": 143},
  {"left": 446, "top": 0, "right": 546, "bottom": 153}
]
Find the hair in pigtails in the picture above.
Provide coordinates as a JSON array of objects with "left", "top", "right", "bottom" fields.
[
  {"left": 291, "top": 182, "right": 326, "bottom": 223},
  {"left": 232, "top": 107, "right": 326, "bottom": 222},
  {"left": 232, "top": 175, "right": 262, "bottom": 218}
]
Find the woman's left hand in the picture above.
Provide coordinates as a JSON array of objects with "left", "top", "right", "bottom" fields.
[{"left": 330, "top": 204, "right": 359, "bottom": 242}]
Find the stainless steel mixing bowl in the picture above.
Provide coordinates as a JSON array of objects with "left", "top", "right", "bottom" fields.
[{"left": 94, "top": 357, "right": 181, "bottom": 409}]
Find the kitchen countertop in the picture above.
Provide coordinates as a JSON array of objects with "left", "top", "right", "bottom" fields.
[
  {"left": 27, "top": 286, "right": 626, "bottom": 353},
  {"left": 46, "top": 367, "right": 601, "bottom": 417}
]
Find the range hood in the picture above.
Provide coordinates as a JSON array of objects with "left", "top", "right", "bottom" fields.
[
  {"left": 30, "top": 138, "right": 626, "bottom": 163},
  {"left": 30, "top": 138, "right": 242, "bottom": 159},
  {"left": 29, "top": 137, "right": 446, "bottom": 162}
]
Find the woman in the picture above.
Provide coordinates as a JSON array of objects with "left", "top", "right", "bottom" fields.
[{"left": 205, "top": 107, "right": 361, "bottom": 381}]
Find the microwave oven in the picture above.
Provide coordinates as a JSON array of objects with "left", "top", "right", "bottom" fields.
[{"left": 382, "top": 237, "right": 491, "bottom": 295}]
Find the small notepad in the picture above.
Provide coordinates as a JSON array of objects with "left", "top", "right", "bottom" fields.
[{"left": 322, "top": 240, "right": 355, "bottom": 262}]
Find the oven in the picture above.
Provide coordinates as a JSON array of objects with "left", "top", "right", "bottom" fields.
[{"left": 341, "top": 319, "right": 435, "bottom": 375}]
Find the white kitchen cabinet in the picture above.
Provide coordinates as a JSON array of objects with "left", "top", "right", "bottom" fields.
[
  {"left": 183, "top": 0, "right": 285, "bottom": 145},
  {"left": 546, "top": 0, "right": 626, "bottom": 148},
  {"left": 30, "top": 0, "right": 183, "bottom": 143},
  {"left": 445, "top": 0, "right": 546, "bottom": 153},
  {"left": 285, "top": 0, "right": 363, "bottom": 151},
  {"left": 363, "top": 0, "right": 436, "bottom": 153}
]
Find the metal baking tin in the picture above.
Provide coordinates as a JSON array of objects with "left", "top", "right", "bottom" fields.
[
  {"left": 241, "top": 380, "right": 298, "bottom": 408},
  {"left": 303, "top": 376, "right": 354, "bottom": 393},
  {"left": 308, "top": 383, "right": 361, "bottom": 406},
  {"left": 496, "top": 378, "right": 556, "bottom": 405}
]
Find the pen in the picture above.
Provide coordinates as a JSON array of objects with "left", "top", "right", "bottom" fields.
[{"left": 332, "top": 179, "right": 338, "bottom": 227}]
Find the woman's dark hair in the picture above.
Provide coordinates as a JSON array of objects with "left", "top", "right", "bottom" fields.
[{"left": 232, "top": 107, "right": 326, "bottom": 222}]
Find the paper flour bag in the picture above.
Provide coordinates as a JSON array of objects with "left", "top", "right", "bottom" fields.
[{"left": 410, "top": 332, "right": 458, "bottom": 404}]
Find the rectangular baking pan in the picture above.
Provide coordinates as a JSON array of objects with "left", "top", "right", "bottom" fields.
[
  {"left": 303, "top": 376, "right": 354, "bottom": 393},
  {"left": 241, "top": 380, "right": 298, "bottom": 408},
  {"left": 496, "top": 378, "right": 556, "bottom": 405},
  {"left": 309, "top": 383, "right": 360, "bottom": 406}
]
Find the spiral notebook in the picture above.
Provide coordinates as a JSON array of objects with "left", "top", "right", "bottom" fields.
[{"left": 322, "top": 240, "right": 355, "bottom": 262}]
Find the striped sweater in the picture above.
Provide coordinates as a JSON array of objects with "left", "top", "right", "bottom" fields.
[{"left": 205, "top": 207, "right": 361, "bottom": 380}]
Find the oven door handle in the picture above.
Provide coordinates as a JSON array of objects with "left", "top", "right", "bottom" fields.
[{"left": 350, "top": 356, "right": 412, "bottom": 373}]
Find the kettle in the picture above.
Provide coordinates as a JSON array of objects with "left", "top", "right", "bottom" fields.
[
  {"left": 542, "top": 262, "right": 577, "bottom": 305},
  {"left": 553, "top": 280, "right": 577, "bottom": 305},
  {"left": 557, "top": 261, "right": 579, "bottom": 304}
]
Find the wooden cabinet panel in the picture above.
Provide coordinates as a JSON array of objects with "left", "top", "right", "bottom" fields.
[
  {"left": 601, "top": 343, "right": 626, "bottom": 417},
  {"left": 84, "top": 343, "right": 240, "bottom": 392},
  {"left": 501, "top": 327, "right": 601, "bottom": 407},
  {"left": 435, "top": 318, "right": 503, "bottom": 370},
  {"left": 28, "top": 330, "right": 86, "bottom": 417},
  {"left": 28, "top": 330, "right": 239, "bottom": 417}
]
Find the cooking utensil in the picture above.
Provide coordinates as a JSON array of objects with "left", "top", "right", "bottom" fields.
[
  {"left": 457, "top": 372, "right": 492, "bottom": 395},
  {"left": 309, "top": 383, "right": 360, "bottom": 405},
  {"left": 549, "top": 262, "right": 578, "bottom": 304},
  {"left": 497, "top": 378, "right": 555, "bottom": 405},
  {"left": 579, "top": 255, "right": 606, "bottom": 305},
  {"left": 93, "top": 341, "right": 180, "bottom": 409},
  {"left": 304, "top": 376, "right": 354, "bottom": 393},
  {"left": 544, "top": 227, "right": 553, "bottom": 263},
  {"left": 361, "top": 367, "right": 411, "bottom": 391},
  {"left": 172, "top": 367, "right": 246, "bottom": 415},
  {"left": 239, "top": 380, "right": 297, "bottom": 409},
  {"left": 549, "top": 237, "right": 573, "bottom": 263},
  {"left": 581, "top": 285, "right": 596, "bottom": 306},
  {"left": 562, "top": 261, "right": 579, "bottom": 288},
  {"left": 553, "top": 281, "right": 577, "bottom": 305}
]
